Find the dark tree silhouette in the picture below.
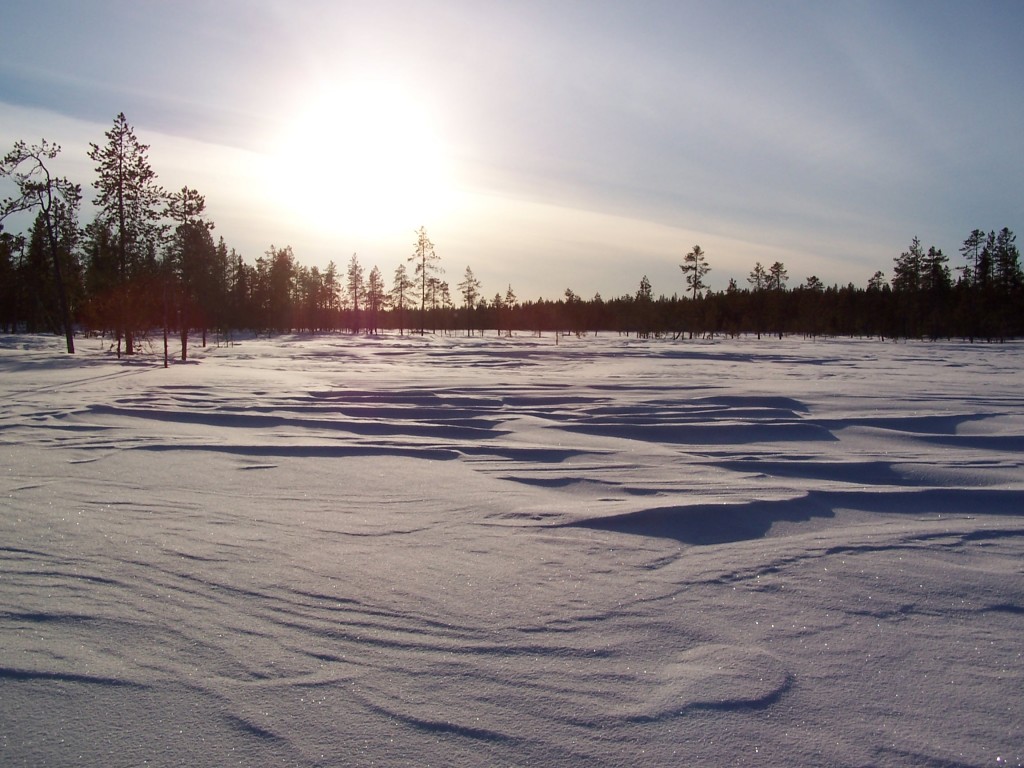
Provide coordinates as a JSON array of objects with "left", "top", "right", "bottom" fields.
[
  {"left": 347, "top": 253, "right": 364, "bottom": 334},
  {"left": 680, "top": 245, "right": 710, "bottom": 300},
  {"left": 0, "top": 229, "right": 21, "bottom": 333},
  {"left": 409, "top": 226, "right": 442, "bottom": 335},
  {"left": 4, "top": 117, "right": 1024, "bottom": 347},
  {"left": 165, "top": 186, "right": 214, "bottom": 363},
  {"left": 366, "top": 265, "right": 385, "bottom": 335},
  {"left": 88, "top": 113, "right": 165, "bottom": 356},
  {"left": 458, "top": 266, "right": 481, "bottom": 336},
  {"left": 390, "top": 262, "right": 414, "bottom": 335},
  {"left": 1, "top": 140, "right": 81, "bottom": 352}
]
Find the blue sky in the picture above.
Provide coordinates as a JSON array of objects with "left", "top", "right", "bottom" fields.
[{"left": 2, "top": 0, "right": 1023, "bottom": 300}]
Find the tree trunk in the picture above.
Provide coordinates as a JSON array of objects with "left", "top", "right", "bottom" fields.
[
  {"left": 42, "top": 215, "right": 75, "bottom": 353},
  {"left": 162, "top": 282, "right": 169, "bottom": 368}
]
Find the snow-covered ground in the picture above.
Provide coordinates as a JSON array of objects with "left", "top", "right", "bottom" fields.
[{"left": 2, "top": 332, "right": 1022, "bottom": 767}]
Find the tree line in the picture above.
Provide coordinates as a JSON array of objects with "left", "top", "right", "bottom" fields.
[{"left": 2, "top": 114, "right": 1022, "bottom": 356}]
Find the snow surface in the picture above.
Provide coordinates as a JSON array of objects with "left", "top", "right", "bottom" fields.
[{"left": 1, "top": 332, "right": 1022, "bottom": 767}]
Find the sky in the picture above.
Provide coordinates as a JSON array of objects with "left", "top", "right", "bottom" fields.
[{"left": 2, "top": 0, "right": 1023, "bottom": 300}]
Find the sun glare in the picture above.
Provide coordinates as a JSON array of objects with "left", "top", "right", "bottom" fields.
[{"left": 270, "top": 81, "right": 456, "bottom": 238}]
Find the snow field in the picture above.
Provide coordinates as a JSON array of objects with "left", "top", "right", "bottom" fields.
[{"left": 1, "top": 333, "right": 1022, "bottom": 766}]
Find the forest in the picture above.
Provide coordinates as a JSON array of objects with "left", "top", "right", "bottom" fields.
[{"left": 2, "top": 113, "right": 1022, "bottom": 358}]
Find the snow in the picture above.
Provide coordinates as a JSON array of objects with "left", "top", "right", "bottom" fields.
[{"left": 2, "top": 332, "right": 1022, "bottom": 767}]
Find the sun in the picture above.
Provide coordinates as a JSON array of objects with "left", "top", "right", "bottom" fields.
[{"left": 270, "top": 81, "right": 455, "bottom": 238}]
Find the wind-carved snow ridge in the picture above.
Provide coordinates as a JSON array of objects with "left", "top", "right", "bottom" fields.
[{"left": 2, "top": 334, "right": 1022, "bottom": 767}]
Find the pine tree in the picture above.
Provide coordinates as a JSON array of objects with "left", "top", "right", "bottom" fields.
[
  {"left": 1, "top": 140, "right": 81, "bottom": 352},
  {"left": 680, "top": 245, "right": 710, "bottom": 300},
  {"left": 892, "top": 237, "right": 924, "bottom": 292},
  {"left": 0, "top": 229, "right": 21, "bottom": 333},
  {"left": 207, "top": 237, "right": 230, "bottom": 340},
  {"left": 439, "top": 281, "right": 454, "bottom": 334},
  {"left": 390, "top": 263, "right": 414, "bottom": 335},
  {"left": 635, "top": 275, "right": 654, "bottom": 338},
  {"left": 802, "top": 276, "right": 823, "bottom": 292},
  {"left": 992, "top": 228, "right": 1022, "bottom": 339},
  {"left": 768, "top": 261, "right": 788, "bottom": 291},
  {"left": 748, "top": 262, "right": 768, "bottom": 291},
  {"left": 426, "top": 276, "right": 444, "bottom": 332},
  {"left": 347, "top": 253, "right": 364, "bottom": 334},
  {"left": 891, "top": 237, "right": 928, "bottom": 338},
  {"left": 457, "top": 266, "right": 481, "bottom": 336},
  {"left": 959, "top": 229, "right": 986, "bottom": 288},
  {"left": 322, "top": 260, "right": 340, "bottom": 330},
  {"left": 164, "top": 186, "right": 213, "bottom": 362},
  {"left": 637, "top": 274, "right": 653, "bottom": 301},
  {"left": 227, "top": 249, "right": 250, "bottom": 332},
  {"left": 503, "top": 284, "right": 517, "bottom": 337},
  {"left": 408, "top": 226, "right": 442, "bottom": 335},
  {"left": 366, "top": 266, "right": 385, "bottom": 335},
  {"left": 993, "top": 228, "right": 1021, "bottom": 294},
  {"left": 23, "top": 214, "right": 58, "bottom": 332},
  {"left": 921, "top": 247, "right": 950, "bottom": 293},
  {"left": 491, "top": 291, "right": 505, "bottom": 336},
  {"left": 88, "top": 114, "right": 165, "bottom": 356},
  {"left": 920, "top": 247, "right": 951, "bottom": 339},
  {"left": 265, "top": 245, "right": 295, "bottom": 332}
]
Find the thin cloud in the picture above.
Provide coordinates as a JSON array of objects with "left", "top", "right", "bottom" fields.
[{"left": 2, "top": 1, "right": 1022, "bottom": 297}]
